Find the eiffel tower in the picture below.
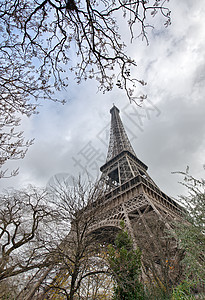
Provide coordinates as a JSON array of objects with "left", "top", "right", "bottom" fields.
[
  {"left": 86, "top": 105, "right": 184, "bottom": 288},
  {"left": 88, "top": 105, "right": 182, "bottom": 235},
  {"left": 20, "top": 105, "right": 184, "bottom": 299}
]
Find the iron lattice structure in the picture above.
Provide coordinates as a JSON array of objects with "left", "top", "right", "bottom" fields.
[
  {"left": 20, "top": 105, "right": 185, "bottom": 299},
  {"left": 106, "top": 105, "right": 136, "bottom": 161},
  {"left": 86, "top": 105, "right": 184, "bottom": 288},
  {"left": 90, "top": 105, "right": 182, "bottom": 231}
]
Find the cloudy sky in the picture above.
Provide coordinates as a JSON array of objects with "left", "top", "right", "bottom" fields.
[{"left": 1, "top": 0, "right": 205, "bottom": 199}]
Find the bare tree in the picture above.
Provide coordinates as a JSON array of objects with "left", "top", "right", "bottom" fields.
[
  {"left": 37, "top": 177, "right": 112, "bottom": 300},
  {"left": 0, "top": 186, "right": 58, "bottom": 281},
  {"left": 0, "top": 0, "right": 171, "bottom": 99},
  {"left": 0, "top": 0, "right": 170, "bottom": 177},
  {"left": 76, "top": 271, "right": 113, "bottom": 299},
  {"left": 0, "top": 113, "right": 34, "bottom": 179}
]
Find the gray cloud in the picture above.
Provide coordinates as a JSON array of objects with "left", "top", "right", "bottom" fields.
[{"left": 1, "top": 0, "right": 204, "bottom": 200}]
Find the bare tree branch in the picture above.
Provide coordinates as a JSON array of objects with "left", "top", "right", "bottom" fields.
[
  {"left": 0, "top": 0, "right": 170, "bottom": 177},
  {"left": 0, "top": 187, "right": 58, "bottom": 281}
]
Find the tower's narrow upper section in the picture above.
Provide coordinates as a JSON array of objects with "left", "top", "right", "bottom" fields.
[{"left": 106, "top": 105, "right": 136, "bottom": 161}]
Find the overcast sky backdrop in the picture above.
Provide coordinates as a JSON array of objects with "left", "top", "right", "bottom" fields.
[{"left": 1, "top": 0, "right": 205, "bottom": 200}]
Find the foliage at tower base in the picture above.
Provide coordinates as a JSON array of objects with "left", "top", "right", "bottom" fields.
[
  {"left": 107, "top": 221, "right": 145, "bottom": 300},
  {"left": 171, "top": 171, "right": 205, "bottom": 298}
]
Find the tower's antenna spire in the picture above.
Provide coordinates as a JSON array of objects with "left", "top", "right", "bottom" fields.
[{"left": 106, "top": 105, "right": 136, "bottom": 161}]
